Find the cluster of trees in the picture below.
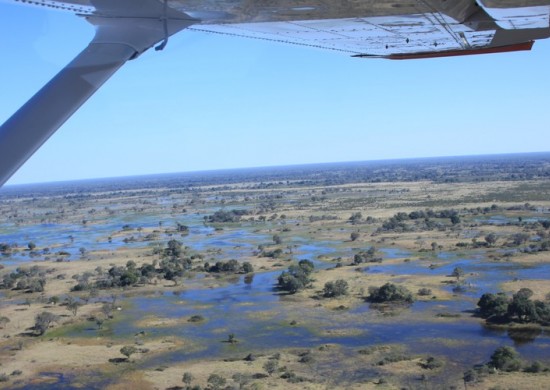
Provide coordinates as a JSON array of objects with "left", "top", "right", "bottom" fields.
[
  {"left": 477, "top": 288, "right": 550, "bottom": 325},
  {"left": 349, "top": 212, "right": 363, "bottom": 224},
  {"left": 204, "top": 260, "right": 253, "bottom": 274},
  {"left": 175, "top": 222, "right": 189, "bottom": 234},
  {"left": 206, "top": 209, "right": 249, "bottom": 223},
  {"left": 457, "top": 232, "right": 549, "bottom": 251},
  {"left": 73, "top": 240, "right": 197, "bottom": 290},
  {"left": 277, "top": 260, "right": 315, "bottom": 294},
  {"left": 353, "top": 247, "right": 381, "bottom": 264},
  {"left": 367, "top": 283, "right": 414, "bottom": 304},
  {"left": 464, "top": 345, "right": 546, "bottom": 384},
  {"left": 378, "top": 209, "right": 461, "bottom": 233},
  {"left": 0, "top": 243, "right": 16, "bottom": 255},
  {"left": 1, "top": 266, "right": 47, "bottom": 293},
  {"left": 259, "top": 248, "right": 284, "bottom": 259},
  {"left": 72, "top": 239, "right": 256, "bottom": 291}
]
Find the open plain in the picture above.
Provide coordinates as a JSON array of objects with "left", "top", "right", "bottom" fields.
[{"left": 1, "top": 154, "right": 550, "bottom": 389}]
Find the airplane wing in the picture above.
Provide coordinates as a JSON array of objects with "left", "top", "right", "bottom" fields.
[{"left": 1, "top": 0, "right": 550, "bottom": 186}]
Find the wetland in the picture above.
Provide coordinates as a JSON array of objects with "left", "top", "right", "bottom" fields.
[{"left": 1, "top": 153, "right": 550, "bottom": 389}]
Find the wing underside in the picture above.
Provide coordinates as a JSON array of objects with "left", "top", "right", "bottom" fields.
[
  {"left": 191, "top": 14, "right": 497, "bottom": 57},
  {"left": 10, "top": 0, "right": 550, "bottom": 57},
  {"left": 188, "top": 3, "right": 550, "bottom": 58}
]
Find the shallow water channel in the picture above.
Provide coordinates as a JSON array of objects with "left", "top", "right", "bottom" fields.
[{"left": 4, "top": 219, "right": 550, "bottom": 388}]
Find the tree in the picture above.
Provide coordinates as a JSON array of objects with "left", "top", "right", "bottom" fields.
[
  {"left": 207, "top": 374, "right": 226, "bottom": 390},
  {"left": 477, "top": 293, "right": 509, "bottom": 320},
  {"left": 27, "top": 242, "right": 36, "bottom": 251},
  {"left": 508, "top": 288, "right": 538, "bottom": 323},
  {"left": 350, "top": 232, "right": 360, "bottom": 241},
  {"left": 277, "top": 273, "right": 303, "bottom": 294},
  {"left": 263, "top": 359, "right": 279, "bottom": 376},
  {"left": 323, "top": 280, "right": 349, "bottom": 298},
  {"left": 367, "top": 283, "right": 414, "bottom": 304},
  {"left": 65, "top": 297, "right": 82, "bottom": 317},
  {"left": 232, "top": 373, "right": 251, "bottom": 389},
  {"left": 349, "top": 212, "right": 362, "bottom": 224},
  {"left": 277, "top": 260, "right": 315, "bottom": 294},
  {"left": 165, "top": 239, "right": 183, "bottom": 258},
  {"left": 489, "top": 346, "right": 522, "bottom": 372},
  {"left": 182, "top": 372, "right": 194, "bottom": 387},
  {"left": 0, "top": 316, "right": 10, "bottom": 329},
  {"left": 450, "top": 214, "right": 461, "bottom": 225},
  {"left": 120, "top": 345, "right": 137, "bottom": 361},
  {"left": 242, "top": 262, "right": 254, "bottom": 274},
  {"left": 512, "top": 233, "right": 530, "bottom": 245},
  {"left": 451, "top": 267, "right": 465, "bottom": 281},
  {"left": 272, "top": 234, "right": 282, "bottom": 245},
  {"left": 176, "top": 222, "right": 189, "bottom": 234},
  {"left": 101, "top": 303, "right": 114, "bottom": 319},
  {"left": 34, "top": 312, "right": 58, "bottom": 335},
  {"left": 485, "top": 233, "right": 498, "bottom": 246},
  {"left": 95, "top": 316, "right": 105, "bottom": 330}
]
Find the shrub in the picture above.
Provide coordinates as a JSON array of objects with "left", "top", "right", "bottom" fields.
[
  {"left": 207, "top": 374, "right": 226, "bottom": 390},
  {"left": 323, "top": 280, "right": 349, "bottom": 298},
  {"left": 263, "top": 359, "right": 279, "bottom": 376},
  {"left": 120, "top": 345, "right": 137, "bottom": 360},
  {"left": 422, "top": 356, "right": 443, "bottom": 370},
  {"left": 417, "top": 288, "right": 432, "bottom": 296},
  {"left": 524, "top": 361, "right": 544, "bottom": 373},
  {"left": 277, "top": 260, "right": 315, "bottom": 294},
  {"left": 188, "top": 315, "right": 205, "bottom": 323},
  {"left": 489, "top": 346, "right": 522, "bottom": 372},
  {"left": 34, "top": 312, "right": 58, "bottom": 335},
  {"left": 367, "top": 283, "right": 414, "bottom": 304}
]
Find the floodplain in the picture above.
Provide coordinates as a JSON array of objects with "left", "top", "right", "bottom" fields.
[{"left": 1, "top": 153, "right": 550, "bottom": 389}]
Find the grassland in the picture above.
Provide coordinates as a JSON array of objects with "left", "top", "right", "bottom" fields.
[{"left": 1, "top": 154, "right": 550, "bottom": 389}]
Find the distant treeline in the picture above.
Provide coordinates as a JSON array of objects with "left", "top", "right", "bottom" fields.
[{"left": 2, "top": 153, "right": 549, "bottom": 198}]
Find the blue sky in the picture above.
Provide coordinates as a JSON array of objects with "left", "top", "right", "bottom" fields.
[{"left": 1, "top": 2, "right": 550, "bottom": 185}]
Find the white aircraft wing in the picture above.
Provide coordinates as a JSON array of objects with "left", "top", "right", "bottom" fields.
[{"left": 1, "top": 0, "right": 550, "bottom": 186}]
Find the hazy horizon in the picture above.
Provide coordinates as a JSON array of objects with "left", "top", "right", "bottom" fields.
[{"left": 3, "top": 150, "right": 549, "bottom": 188}]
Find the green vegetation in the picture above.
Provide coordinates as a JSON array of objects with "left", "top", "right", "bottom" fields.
[
  {"left": 377, "top": 209, "right": 461, "bottom": 233},
  {"left": 463, "top": 345, "right": 548, "bottom": 384},
  {"left": 323, "top": 279, "right": 349, "bottom": 298},
  {"left": 277, "top": 260, "right": 315, "bottom": 294},
  {"left": 204, "top": 260, "right": 253, "bottom": 274},
  {"left": 1, "top": 155, "right": 550, "bottom": 389},
  {"left": 120, "top": 345, "right": 137, "bottom": 361},
  {"left": 207, "top": 209, "right": 249, "bottom": 223},
  {"left": 367, "top": 283, "right": 414, "bottom": 304},
  {"left": 477, "top": 288, "right": 550, "bottom": 325},
  {"left": 1, "top": 266, "right": 47, "bottom": 292},
  {"left": 34, "top": 312, "right": 58, "bottom": 336},
  {"left": 352, "top": 246, "right": 380, "bottom": 264},
  {"left": 207, "top": 373, "right": 226, "bottom": 390},
  {"left": 489, "top": 346, "right": 522, "bottom": 372},
  {"left": 71, "top": 240, "right": 208, "bottom": 290}
]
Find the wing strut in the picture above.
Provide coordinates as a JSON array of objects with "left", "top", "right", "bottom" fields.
[{"left": 0, "top": 0, "right": 195, "bottom": 187}]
